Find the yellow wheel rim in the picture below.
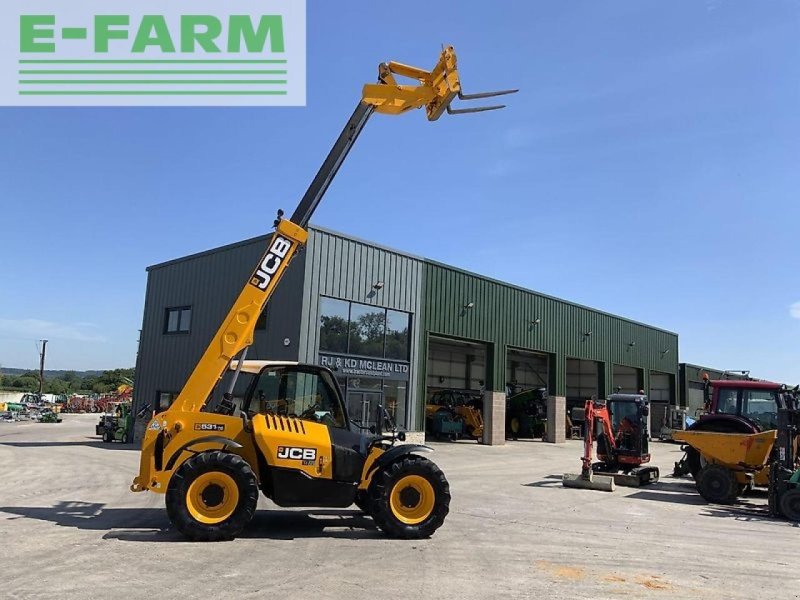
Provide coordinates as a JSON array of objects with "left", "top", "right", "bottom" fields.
[
  {"left": 511, "top": 417, "right": 520, "bottom": 433},
  {"left": 389, "top": 474, "right": 436, "bottom": 525},
  {"left": 186, "top": 471, "right": 239, "bottom": 525}
]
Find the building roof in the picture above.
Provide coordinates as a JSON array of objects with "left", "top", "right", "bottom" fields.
[{"left": 147, "top": 224, "right": 678, "bottom": 336}]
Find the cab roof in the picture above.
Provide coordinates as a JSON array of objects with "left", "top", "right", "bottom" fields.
[
  {"left": 227, "top": 360, "right": 300, "bottom": 375},
  {"left": 711, "top": 379, "right": 780, "bottom": 389}
]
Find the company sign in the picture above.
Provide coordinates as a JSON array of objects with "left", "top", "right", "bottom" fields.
[
  {"left": 319, "top": 353, "right": 410, "bottom": 381},
  {"left": 1, "top": 0, "right": 306, "bottom": 106}
]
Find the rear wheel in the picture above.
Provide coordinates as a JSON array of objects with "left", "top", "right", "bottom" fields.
[
  {"left": 697, "top": 464, "right": 739, "bottom": 505},
  {"left": 103, "top": 431, "right": 112, "bottom": 443},
  {"left": 779, "top": 489, "right": 800, "bottom": 522},
  {"left": 166, "top": 450, "right": 258, "bottom": 541},
  {"left": 370, "top": 456, "right": 450, "bottom": 539}
]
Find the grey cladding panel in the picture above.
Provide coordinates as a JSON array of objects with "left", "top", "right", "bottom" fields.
[{"left": 134, "top": 234, "right": 305, "bottom": 416}]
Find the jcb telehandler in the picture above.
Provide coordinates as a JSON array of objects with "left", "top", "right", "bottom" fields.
[{"left": 131, "top": 47, "right": 516, "bottom": 541}]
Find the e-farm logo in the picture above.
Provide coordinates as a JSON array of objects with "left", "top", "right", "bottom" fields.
[{"left": 0, "top": 1, "right": 306, "bottom": 106}]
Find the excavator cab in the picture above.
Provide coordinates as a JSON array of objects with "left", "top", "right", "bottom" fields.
[{"left": 604, "top": 394, "right": 650, "bottom": 460}]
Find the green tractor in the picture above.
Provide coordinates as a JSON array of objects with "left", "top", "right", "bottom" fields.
[
  {"left": 506, "top": 388, "right": 547, "bottom": 440},
  {"left": 98, "top": 402, "right": 132, "bottom": 443},
  {"left": 38, "top": 410, "right": 62, "bottom": 423}
]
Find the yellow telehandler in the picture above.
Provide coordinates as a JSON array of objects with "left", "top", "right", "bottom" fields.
[{"left": 131, "top": 47, "right": 516, "bottom": 541}]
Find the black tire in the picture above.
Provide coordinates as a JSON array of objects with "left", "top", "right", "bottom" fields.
[
  {"left": 779, "top": 489, "right": 800, "bottom": 522},
  {"left": 121, "top": 432, "right": 129, "bottom": 444},
  {"left": 697, "top": 464, "right": 739, "bottom": 505},
  {"left": 353, "top": 490, "right": 370, "bottom": 514},
  {"left": 369, "top": 456, "right": 450, "bottom": 539},
  {"left": 166, "top": 450, "right": 258, "bottom": 541},
  {"left": 103, "top": 432, "right": 112, "bottom": 443},
  {"left": 685, "top": 446, "right": 702, "bottom": 480}
]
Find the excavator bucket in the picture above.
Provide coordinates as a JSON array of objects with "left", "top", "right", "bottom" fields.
[
  {"left": 562, "top": 472, "right": 615, "bottom": 492},
  {"left": 362, "top": 46, "right": 518, "bottom": 121}
]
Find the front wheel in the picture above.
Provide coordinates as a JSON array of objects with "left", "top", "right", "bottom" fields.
[
  {"left": 697, "top": 464, "right": 739, "bottom": 505},
  {"left": 353, "top": 490, "right": 371, "bottom": 514},
  {"left": 780, "top": 488, "right": 800, "bottom": 522},
  {"left": 166, "top": 450, "right": 259, "bottom": 541},
  {"left": 369, "top": 456, "right": 450, "bottom": 539}
]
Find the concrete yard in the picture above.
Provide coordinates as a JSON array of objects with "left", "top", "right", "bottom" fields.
[{"left": 1, "top": 415, "right": 798, "bottom": 599}]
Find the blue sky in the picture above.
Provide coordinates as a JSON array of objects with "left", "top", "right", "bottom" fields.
[{"left": 1, "top": 1, "right": 798, "bottom": 383}]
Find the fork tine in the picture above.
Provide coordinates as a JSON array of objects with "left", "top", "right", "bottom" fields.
[{"left": 457, "top": 89, "right": 519, "bottom": 101}]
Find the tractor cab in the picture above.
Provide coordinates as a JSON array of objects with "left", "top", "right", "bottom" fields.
[{"left": 700, "top": 380, "right": 783, "bottom": 433}]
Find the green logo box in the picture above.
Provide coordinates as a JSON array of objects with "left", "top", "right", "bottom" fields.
[{"left": 2, "top": 0, "right": 306, "bottom": 106}]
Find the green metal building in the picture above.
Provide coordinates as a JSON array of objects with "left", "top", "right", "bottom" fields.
[{"left": 134, "top": 226, "right": 679, "bottom": 442}]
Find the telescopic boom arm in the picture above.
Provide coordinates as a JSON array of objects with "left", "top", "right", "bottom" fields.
[{"left": 170, "top": 46, "right": 517, "bottom": 414}]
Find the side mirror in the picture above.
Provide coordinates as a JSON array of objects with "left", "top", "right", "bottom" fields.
[{"left": 642, "top": 406, "right": 649, "bottom": 417}]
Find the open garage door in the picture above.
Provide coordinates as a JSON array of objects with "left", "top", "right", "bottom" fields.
[
  {"left": 649, "top": 371, "right": 674, "bottom": 436},
  {"left": 566, "top": 358, "right": 601, "bottom": 413},
  {"left": 613, "top": 364, "right": 642, "bottom": 394},
  {"left": 427, "top": 337, "right": 487, "bottom": 396},
  {"left": 506, "top": 349, "right": 549, "bottom": 396}
]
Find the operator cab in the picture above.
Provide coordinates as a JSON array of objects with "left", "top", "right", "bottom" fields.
[
  {"left": 705, "top": 381, "right": 781, "bottom": 431},
  {"left": 243, "top": 365, "right": 347, "bottom": 428},
  {"left": 215, "top": 360, "right": 399, "bottom": 453},
  {"left": 604, "top": 394, "right": 650, "bottom": 460}
]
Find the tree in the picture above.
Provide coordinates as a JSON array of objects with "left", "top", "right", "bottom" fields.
[
  {"left": 319, "top": 315, "right": 349, "bottom": 353},
  {"left": 351, "top": 311, "right": 386, "bottom": 356}
]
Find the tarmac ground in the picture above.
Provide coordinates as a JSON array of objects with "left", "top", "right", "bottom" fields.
[{"left": 1, "top": 414, "right": 798, "bottom": 599}]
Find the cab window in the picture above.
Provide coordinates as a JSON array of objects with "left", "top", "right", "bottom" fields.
[
  {"left": 248, "top": 368, "right": 346, "bottom": 428},
  {"left": 716, "top": 389, "right": 739, "bottom": 415},
  {"left": 741, "top": 389, "right": 779, "bottom": 430}
]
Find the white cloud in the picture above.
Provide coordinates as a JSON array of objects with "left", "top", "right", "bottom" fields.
[
  {"left": 791, "top": 303, "right": 800, "bottom": 320},
  {"left": 0, "top": 318, "right": 106, "bottom": 342}
]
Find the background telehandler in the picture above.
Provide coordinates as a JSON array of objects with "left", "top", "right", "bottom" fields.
[{"left": 130, "top": 47, "right": 516, "bottom": 541}]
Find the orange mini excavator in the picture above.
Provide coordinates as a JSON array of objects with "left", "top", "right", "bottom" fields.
[{"left": 563, "top": 394, "right": 660, "bottom": 491}]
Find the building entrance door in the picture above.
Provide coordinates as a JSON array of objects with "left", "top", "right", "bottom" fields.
[{"left": 346, "top": 391, "right": 383, "bottom": 429}]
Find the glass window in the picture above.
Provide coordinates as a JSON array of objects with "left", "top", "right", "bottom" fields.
[
  {"left": 156, "top": 391, "right": 176, "bottom": 412},
  {"left": 383, "top": 380, "right": 407, "bottom": 427},
  {"left": 742, "top": 389, "right": 779, "bottom": 430},
  {"left": 385, "top": 310, "right": 410, "bottom": 360},
  {"left": 179, "top": 308, "right": 191, "bottom": 331},
  {"left": 349, "top": 303, "right": 386, "bottom": 357},
  {"left": 717, "top": 388, "right": 739, "bottom": 414},
  {"left": 248, "top": 367, "right": 346, "bottom": 429},
  {"left": 165, "top": 306, "right": 191, "bottom": 334},
  {"left": 319, "top": 297, "right": 350, "bottom": 353}
]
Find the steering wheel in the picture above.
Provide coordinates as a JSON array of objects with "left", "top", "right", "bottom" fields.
[{"left": 300, "top": 404, "right": 322, "bottom": 421}]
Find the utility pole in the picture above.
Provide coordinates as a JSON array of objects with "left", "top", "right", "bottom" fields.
[{"left": 38, "top": 339, "right": 48, "bottom": 398}]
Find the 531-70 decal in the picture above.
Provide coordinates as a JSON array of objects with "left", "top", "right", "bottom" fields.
[{"left": 194, "top": 423, "right": 225, "bottom": 432}]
